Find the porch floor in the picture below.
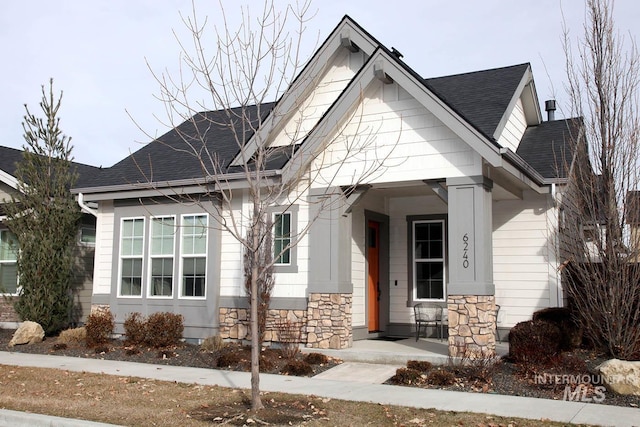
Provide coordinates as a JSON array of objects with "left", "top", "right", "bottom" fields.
[{"left": 300, "top": 337, "right": 509, "bottom": 365}]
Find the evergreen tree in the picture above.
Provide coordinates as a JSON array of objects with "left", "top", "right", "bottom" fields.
[{"left": 5, "top": 79, "right": 81, "bottom": 335}]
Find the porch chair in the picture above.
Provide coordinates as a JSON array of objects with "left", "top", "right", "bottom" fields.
[
  {"left": 413, "top": 303, "right": 444, "bottom": 341},
  {"left": 494, "top": 304, "right": 501, "bottom": 343}
]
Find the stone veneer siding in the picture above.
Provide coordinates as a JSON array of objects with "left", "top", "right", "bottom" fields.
[
  {"left": 218, "top": 293, "right": 353, "bottom": 349},
  {"left": 218, "top": 308, "right": 307, "bottom": 343},
  {"left": 0, "top": 297, "right": 19, "bottom": 323},
  {"left": 305, "top": 293, "right": 352, "bottom": 349},
  {"left": 447, "top": 295, "right": 496, "bottom": 357}
]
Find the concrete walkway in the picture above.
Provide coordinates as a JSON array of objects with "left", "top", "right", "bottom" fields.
[{"left": 0, "top": 350, "right": 638, "bottom": 427}]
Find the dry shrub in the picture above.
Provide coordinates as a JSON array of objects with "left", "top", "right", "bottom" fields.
[
  {"left": 427, "top": 369, "right": 456, "bottom": 386},
  {"left": 123, "top": 312, "right": 146, "bottom": 345},
  {"left": 391, "top": 367, "right": 423, "bottom": 385},
  {"left": 57, "top": 327, "right": 86, "bottom": 344},
  {"left": 217, "top": 351, "right": 242, "bottom": 368},
  {"left": 533, "top": 307, "right": 582, "bottom": 350},
  {"left": 303, "top": 352, "right": 329, "bottom": 365},
  {"left": 201, "top": 335, "right": 226, "bottom": 352},
  {"left": 85, "top": 310, "right": 114, "bottom": 347},
  {"left": 407, "top": 360, "right": 432, "bottom": 373},
  {"left": 509, "top": 319, "right": 562, "bottom": 366},
  {"left": 275, "top": 318, "right": 302, "bottom": 360},
  {"left": 144, "top": 312, "right": 184, "bottom": 348},
  {"left": 281, "top": 360, "right": 313, "bottom": 376}
]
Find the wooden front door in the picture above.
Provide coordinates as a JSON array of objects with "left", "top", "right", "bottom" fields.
[{"left": 368, "top": 220, "right": 380, "bottom": 332}]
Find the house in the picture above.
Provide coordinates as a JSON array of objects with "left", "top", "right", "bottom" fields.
[
  {"left": 0, "top": 145, "right": 101, "bottom": 328},
  {"left": 72, "top": 16, "right": 578, "bottom": 356}
]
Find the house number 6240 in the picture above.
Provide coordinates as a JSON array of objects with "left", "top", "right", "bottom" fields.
[{"left": 462, "top": 233, "right": 469, "bottom": 268}]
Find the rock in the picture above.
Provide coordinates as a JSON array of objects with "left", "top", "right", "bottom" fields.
[
  {"left": 597, "top": 359, "right": 640, "bottom": 396},
  {"left": 8, "top": 321, "right": 45, "bottom": 347}
]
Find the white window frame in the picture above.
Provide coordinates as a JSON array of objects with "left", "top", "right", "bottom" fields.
[
  {"left": 148, "top": 216, "right": 176, "bottom": 298},
  {"left": 0, "top": 229, "right": 19, "bottom": 295},
  {"left": 179, "top": 214, "right": 208, "bottom": 299},
  {"left": 412, "top": 219, "right": 446, "bottom": 302},
  {"left": 118, "top": 217, "right": 145, "bottom": 298},
  {"left": 273, "top": 211, "right": 292, "bottom": 266}
]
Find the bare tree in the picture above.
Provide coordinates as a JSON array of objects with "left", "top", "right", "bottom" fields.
[
  {"left": 139, "top": 1, "right": 392, "bottom": 410},
  {"left": 559, "top": 0, "right": 640, "bottom": 360}
]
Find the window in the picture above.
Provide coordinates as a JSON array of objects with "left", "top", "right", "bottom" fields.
[
  {"left": 79, "top": 225, "right": 96, "bottom": 245},
  {"left": 180, "top": 214, "right": 207, "bottom": 297},
  {"left": 150, "top": 217, "right": 175, "bottom": 297},
  {"left": 273, "top": 212, "right": 291, "bottom": 265},
  {"left": 412, "top": 220, "right": 445, "bottom": 301},
  {"left": 0, "top": 230, "right": 18, "bottom": 294},
  {"left": 119, "top": 218, "right": 144, "bottom": 296}
]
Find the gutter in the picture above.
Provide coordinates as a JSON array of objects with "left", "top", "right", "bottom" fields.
[
  {"left": 77, "top": 193, "right": 98, "bottom": 217},
  {"left": 71, "top": 169, "right": 283, "bottom": 197},
  {"left": 500, "top": 148, "right": 568, "bottom": 188}
]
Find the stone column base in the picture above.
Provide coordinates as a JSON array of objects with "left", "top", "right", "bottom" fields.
[
  {"left": 447, "top": 295, "right": 496, "bottom": 358},
  {"left": 218, "top": 307, "right": 307, "bottom": 344},
  {"left": 305, "top": 293, "right": 352, "bottom": 349}
]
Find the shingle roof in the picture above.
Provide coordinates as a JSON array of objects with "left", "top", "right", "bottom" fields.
[
  {"left": 516, "top": 118, "right": 581, "bottom": 179},
  {"left": 424, "top": 63, "right": 530, "bottom": 142},
  {"left": 79, "top": 104, "right": 275, "bottom": 188},
  {"left": 0, "top": 145, "right": 102, "bottom": 188}
]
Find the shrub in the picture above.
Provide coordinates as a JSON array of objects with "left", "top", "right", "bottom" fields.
[
  {"left": 533, "top": 307, "right": 582, "bottom": 350},
  {"left": 123, "top": 312, "right": 146, "bottom": 345},
  {"left": 391, "top": 367, "right": 423, "bottom": 385},
  {"left": 275, "top": 319, "right": 302, "bottom": 360},
  {"left": 427, "top": 369, "right": 456, "bottom": 386},
  {"left": 85, "top": 310, "right": 114, "bottom": 347},
  {"left": 52, "top": 343, "right": 68, "bottom": 351},
  {"left": 201, "top": 335, "right": 226, "bottom": 352},
  {"left": 303, "top": 352, "right": 329, "bottom": 365},
  {"left": 144, "top": 312, "right": 184, "bottom": 348},
  {"left": 509, "top": 319, "right": 562, "bottom": 366},
  {"left": 217, "top": 351, "right": 242, "bottom": 368},
  {"left": 407, "top": 360, "right": 432, "bottom": 373},
  {"left": 57, "top": 327, "right": 86, "bottom": 344},
  {"left": 281, "top": 360, "right": 313, "bottom": 376}
]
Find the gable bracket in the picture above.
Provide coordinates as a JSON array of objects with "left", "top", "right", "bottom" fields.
[
  {"left": 423, "top": 180, "right": 448, "bottom": 203},
  {"left": 340, "top": 34, "right": 360, "bottom": 53},
  {"left": 374, "top": 61, "right": 393, "bottom": 84}
]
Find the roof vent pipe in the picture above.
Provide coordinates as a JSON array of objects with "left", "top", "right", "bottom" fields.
[{"left": 545, "top": 99, "right": 556, "bottom": 121}]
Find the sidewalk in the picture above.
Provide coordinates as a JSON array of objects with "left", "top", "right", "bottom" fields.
[{"left": 0, "top": 350, "right": 638, "bottom": 427}]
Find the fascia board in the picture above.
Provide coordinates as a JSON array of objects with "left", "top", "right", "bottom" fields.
[
  {"left": 0, "top": 169, "right": 19, "bottom": 190},
  {"left": 492, "top": 65, "right": 542, "bottom": 140},
  {"left": 229, "top": 18, "right": 378, "bottom": 168}
]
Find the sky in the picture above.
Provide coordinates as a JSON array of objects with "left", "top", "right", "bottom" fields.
[{"left": 1, "top": 1, "right": 639, "bottom": 168}]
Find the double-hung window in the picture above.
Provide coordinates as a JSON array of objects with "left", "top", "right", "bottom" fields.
[
  {"left": 181, "top": 214, "right": 207, "bottom": 298},
  {"left": 120, "top": 218, "right": 144, "bottom": 296},
  {"left": 273, "top": 212, "right": 291, "bottom": 265},
  {"left": 150, "top": 217, "right": 175, "bottom": 297},
  {"left": 0, "top": 230, "right": 18, "bottom": 295},
  {"left": 412, "top": 219, "right": 446, "bottom": 301}
]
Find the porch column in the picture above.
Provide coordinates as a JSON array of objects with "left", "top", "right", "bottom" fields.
[
  {"left": 445, "top": 176, "right": 497, "bottom": 357},
  {"left": 306, "top": 189, "right": 353, "bottom": 349}
]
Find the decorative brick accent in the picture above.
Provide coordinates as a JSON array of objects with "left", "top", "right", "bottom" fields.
[
  {"left": 218, "top": 307, "right": 307, "bottom": 344},
  {"left": 305, "top": 293, "right": 352, "bottom": 349},
  {"left": 447, "top": 294, "right": 496, "bottom": 357},
  {"left": 0, "top": 297, "right": 19, "bottom": 323}
]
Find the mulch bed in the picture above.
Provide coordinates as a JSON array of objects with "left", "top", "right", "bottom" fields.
[
  {"left": 2, "top": 328, "right": 639, "bottom": 409},
  {"left": 0, "top": 329, "right": 339, "bottom": 376}
]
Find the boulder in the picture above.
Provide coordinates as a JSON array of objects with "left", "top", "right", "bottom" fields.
[
  {"left": 8, "top": 321, "right": 45, "bottom": 347},
  {"left": 597, "top": 358, "right": 640, "bottom": 396}
]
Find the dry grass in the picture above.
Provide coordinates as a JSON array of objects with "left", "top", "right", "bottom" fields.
[{"left": 0, "top": 364, "right": 574, "bottom": 426}]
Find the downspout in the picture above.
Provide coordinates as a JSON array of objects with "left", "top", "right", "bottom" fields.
[{"left": 77, "top": 193, "right": 98, "bottom": 217}]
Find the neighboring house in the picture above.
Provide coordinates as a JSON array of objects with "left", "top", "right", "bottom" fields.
[
  {"left": 72, "top": 16, "right": 579, "bottom": 356},
  {"left": 0, "top": 145, "right": 101, "bottom": 327}
]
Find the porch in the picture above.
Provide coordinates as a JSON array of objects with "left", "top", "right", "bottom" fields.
[{"left": 301, "top": 337, "right": 509, "bottom": 366}]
